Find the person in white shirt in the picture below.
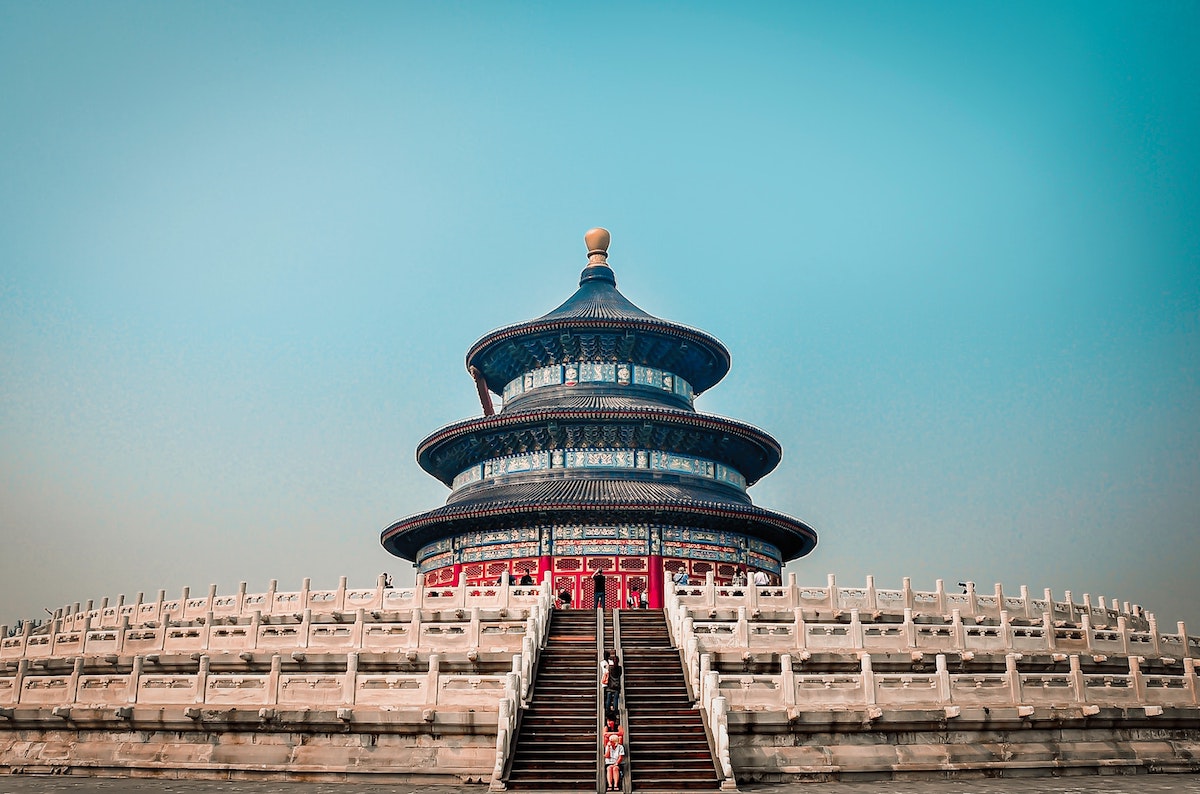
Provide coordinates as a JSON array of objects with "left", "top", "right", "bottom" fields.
[{"left": 753, "top": 569, "right": 769, "bottom": 586}]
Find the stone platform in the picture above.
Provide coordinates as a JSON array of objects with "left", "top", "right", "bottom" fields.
[{"left": 0, "top": 773, "right": 1197, "bottom": 793}]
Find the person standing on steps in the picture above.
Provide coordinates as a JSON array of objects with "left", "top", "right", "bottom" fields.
[
  {"left": 604, "top": 654, "right": 622, "bottom": 713},
  {"left": 593, "top": 568, "right": 607, "bottom": 610}
]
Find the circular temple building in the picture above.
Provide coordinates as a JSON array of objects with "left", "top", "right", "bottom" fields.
[{"left": 381, "top": 229, "right": 818, "bottom": 608}]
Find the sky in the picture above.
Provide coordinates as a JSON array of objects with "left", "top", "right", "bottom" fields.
[{"left": 1, "top": 2, "right": 1197, "bottom": 632}]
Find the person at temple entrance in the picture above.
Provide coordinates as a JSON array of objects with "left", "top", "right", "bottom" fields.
[{"left": 593, "top": 568, "right": 607, "bottom": 609}]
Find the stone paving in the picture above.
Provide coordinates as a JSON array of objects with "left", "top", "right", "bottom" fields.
[{"left": 0, "top": 775, "right": 1198, "bottom": 794}]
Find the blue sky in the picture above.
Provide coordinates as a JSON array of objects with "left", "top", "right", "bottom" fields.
[{"left": 2, "top": 2, "right": 1197, "bottom": 629}]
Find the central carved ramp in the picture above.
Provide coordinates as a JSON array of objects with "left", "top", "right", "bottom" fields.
[
  {"left": 619, "top": 609, "right": 722, "bottom": 791},
  {"left": 505, "top": 608, "right": 599, "bottom": 790}
]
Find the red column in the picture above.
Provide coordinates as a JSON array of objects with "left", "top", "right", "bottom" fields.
[
  {"left": 647, "top": 555, "right": 665, "bottom": 609},
  {"left": 538, "top": 555, "right": 553, "bottom": 587}
]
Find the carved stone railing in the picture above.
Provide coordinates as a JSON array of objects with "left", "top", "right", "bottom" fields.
[
  {"left": 694, "top": 651, "right": 1199, "bottom": 713},
  {"left": 25, "top": 574, "right": 552, "bottom": 637},
  {"left": 667, "top": 573, "right": 1150, "bottom": 633}
]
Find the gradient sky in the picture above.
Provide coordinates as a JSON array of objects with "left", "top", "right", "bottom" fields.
[{"left": 2, "top": 2, "right": 1197, "bottom": 631}]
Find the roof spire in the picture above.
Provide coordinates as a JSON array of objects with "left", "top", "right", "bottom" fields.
[{"left": 584, "top": 227, "right": 611, "bottom": 266}]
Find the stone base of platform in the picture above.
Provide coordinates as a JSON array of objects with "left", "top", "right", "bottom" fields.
[
  {"left": 0, "top": 706, "right": 496, "bottom": 782},
  {"left": 730, "top": 705, "right": 1200, "bottom": 782}
]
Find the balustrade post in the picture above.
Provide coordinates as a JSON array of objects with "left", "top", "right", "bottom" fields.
[
  {"left": 850, "top": 609, "right": 864, "bottom": 650},
  {"left": 352, "top": 609, "right": 365, "bottom": 646},
  {"left": 993, "top": 583, "right": 1004, "bottom": 617},
  {"left": 965, "top": 582, "right": 978, "bottom": 616},
  {"left": 300, "top": 609, "right": 312, "bottom": 649},
  {"left": 902, "top": 577, "right": 913, "bottom": 611},
  {"left": 470, "top": 607, "right": 482, "bottom": 647},
  {"left": 780, "top": 653, "right": 796, "bottom": 706},
  {"left": 827, "top": 574, "right": 839, "bottom": 613},
  {"left": 686, "top": 637, "right": 699, "bottom": 691},
  {"left": 266, "top": 579, "right": 278, "bottom": 617},
  {"left": 250, "top": 611, "right": 262, "bottom": 651},
  {"left": 1019, "top": 585, "right": 1031, "bottom": 620},
  {"left": 1117, "top": 616, "right": 1130, "bottom": 655},
  {"left": 491, "top": 696, "right": 513, "bottom": 789},
  {"left": 300, "top": 578, "right": 311, "bottom": 612},
  {"left": 712, "top": 695, "right": 735, "bottom": 785},
  {"left": 196, "top": 655, "right": 210, "bottom": 704},
  {"left": 267, "top": 654, "right": 281, "bottom": 706},
  {"left": 1005, "top": 654, "right": 1022, "bottom": 705},
  {"left": 1183, "top": 658, "right": 1198, "bottom": 706},
  {"left": 934, "top": 579, "right": 946, "bottom": 615},
  {"left": 935, "top": 654, "right": 950, "bottom": 704},
  {"left": 860, "top": 654, "right": 876, "bottom": 705},
  {"left": 1064, "top": 590, "right": 1076, "bottom": 623},
  {"left": 409, "top": 608, "right": 422, "bottom": 649},
  {"left": 1043, "top": 612, "right": 1055, "bottom": 652},
  {"left": 1148, "top": 615, "right": 1162, "bottom": 657},
  {"left": 705, "top": 570, "right": 716, "bottom": 609},
  {"left": 1129, "top": 655, "right": 1146, "bottom": 703},
  {"left": 13, "top": 659, "right": 28, "bottom": 705},
  {"left": 794, "top": 607, "right": 807, "bottom": 652},
  {"left": 1081, "top": 615, "right": 1094, "bottom": 653},
  {"left": 700, "top": 653, "right": 712, "bottom": 705},
  {"left": 736, "top": 607, "right": 749, "bottom": 647},
  {"left": 203, "top": 611, "right": 215, "bottom": 651},
  {"left": 903, "top": 608, "right": 916, "bottom": 650},
  {"left": 68, "top": 657, "right": 83, "bottom": 704},
  {"left": 128, "top": 655, "right": 143, "bottom": 704},
  {"left": 116, "top": 616, "right": 129, "bottom": 653},
  {"left": 1176, "top": 621, "right": 1187, "bottom": 651},
  {"left": 951, "top": 609, "right": 964, "bottom": 650},
  {"left": 1069, "top": 655, "right": 1085, "bottom": 703},
  {"left": 332, "top": 575, "right": 346, "bottom": 612},
  {"left": 154, "top": 590, "right": 166, "bottom": 624},
  {"left": 704, "top": 670, "right": 719, "bottom": 713},
  {"left": 520, "top": 639, "right": 533, "bottom": 701},
  {"left": 344, "top": 652, "right": 358, "bottom": 705},
  {"left": 787, "top": 572, "right": 798, "bottom": 608},
  {"left": 999, "top": 611, "right": 1011, "bottom": 650},
  {"left": 427, "top": 653, "right": 441, "bottom": 706},
  {"left": 865, "top": 575, "right": 877, "bottom": 611},
  {"left": 237, "top": 581, "right": 247, "bottom": 614}
]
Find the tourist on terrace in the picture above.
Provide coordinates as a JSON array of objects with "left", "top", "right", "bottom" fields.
[
  {"left": 593, "top": 568, "right": 607, "bottom": 609},
  {"left": 753, "top": 569, "right": 769, "bottom": 586},
  {"left": 519, "top": 570, "right": 534, "bottom": 586},
  {"left": 557, "top": 587, "right": 572, "bottom": 609},
  {"left": 604, "top": 732, "right": 624, "bottom": 791}
]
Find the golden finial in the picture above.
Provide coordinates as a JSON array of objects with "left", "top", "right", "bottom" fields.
[{"left": 584, "top": 227, "right": 610, "bottom": 266}]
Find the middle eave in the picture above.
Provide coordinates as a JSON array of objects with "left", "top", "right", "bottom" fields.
[{"left": 416, "top": 406, "right": 783, "bottom": 487}]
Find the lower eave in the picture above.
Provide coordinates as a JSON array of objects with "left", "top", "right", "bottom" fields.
[{"left": 380, "top": 500, "right": 817, "bottom": 564}]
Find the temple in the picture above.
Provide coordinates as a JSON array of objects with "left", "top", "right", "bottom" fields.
[
  {"left": 382, "top": 228, "right": 817, "bottom": 608},
  {"left": 1, "top": 229, "right": 1197, "bottom": 785}
]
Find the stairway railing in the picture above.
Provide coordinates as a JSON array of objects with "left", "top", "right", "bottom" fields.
[{"left": 489, "top": 589, "right": 553, "bottom": 791}]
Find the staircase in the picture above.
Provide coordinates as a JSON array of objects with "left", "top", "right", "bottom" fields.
[
  {"left": 505, "top": 608, "right": 601, "bottom": 790},
  {"left": 619, "top": 609, "right": 723, "bottom": 791}
]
